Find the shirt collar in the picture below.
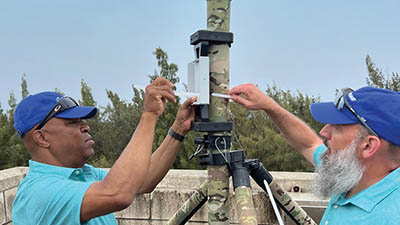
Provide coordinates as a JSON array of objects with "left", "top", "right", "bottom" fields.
[
  {"left": 28, "top": 160, "right": 92, "bottom": 178},
  {"left": 335, "top": 167, "right": 400, "bottom": 212}
]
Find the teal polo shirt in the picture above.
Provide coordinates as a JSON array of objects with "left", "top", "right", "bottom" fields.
[
  {"left": 12, "top": 160, "right": 117, "bottom": 225},
  {"left": 314, "top": 145, "right": 400, "bottom": 225}
]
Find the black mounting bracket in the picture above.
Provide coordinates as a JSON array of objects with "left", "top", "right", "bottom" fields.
[
  {"left": 199, "top": 150, "right": 245, "bottom": 166},
  {"left": 190, "top": 30, "right": 234, "bottom": 59},
  {"left": 191, "top": 121, "right": 233, "bottom": 132},
  {"left": 194, "top": 104, "right": 209, "bottom": 122},
  {"left": 190, "top": 30, "right": 234, "bottom": 46},
  {"left": 195, "top": 135, "right": 232, "bottom": 150}
]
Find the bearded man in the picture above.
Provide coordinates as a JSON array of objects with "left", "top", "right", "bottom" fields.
[{"left": 228, "top": 84, "right": 400, "bottom": 225}]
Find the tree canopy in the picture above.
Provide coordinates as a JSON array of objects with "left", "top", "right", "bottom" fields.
[{"left": 0, "top": 52, "right": 397, "bottom": 172}]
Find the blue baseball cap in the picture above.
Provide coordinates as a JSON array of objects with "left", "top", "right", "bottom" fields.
[
  {"left": 310, "top": 86, "right": 400, "bottom": 146},
  {"left": 14, "top": 91, "right": 97, "bottom": 138}
]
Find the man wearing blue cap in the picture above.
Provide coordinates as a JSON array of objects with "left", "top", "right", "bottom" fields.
[
  {"left": 12, "top": 77, "right": 197, "bottom": 225},
  {"left": 229, "top": 84, "right": 400, "bottom": 224}
]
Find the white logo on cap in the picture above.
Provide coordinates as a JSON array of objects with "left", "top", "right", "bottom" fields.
[
  {"left": 349, "top": 93, "right": 356, "bottom": 101},
  {"left": 54, "top": 105, "right": 62, "bottom": 112}
]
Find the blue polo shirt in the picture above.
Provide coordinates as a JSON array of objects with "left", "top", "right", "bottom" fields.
[
  {"left": 12, "top": 160, "right": 117, "bottom": 225},
  {"left": 314, "top": 145, "right": 400, "bottom": 225}
]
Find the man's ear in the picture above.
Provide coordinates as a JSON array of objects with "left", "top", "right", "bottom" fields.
[
  {"left": 32, "top": 130, "right": 50, "bottom": 148},
  {"left": 360, "top": 135, "right": 381, "bottom": 159}
]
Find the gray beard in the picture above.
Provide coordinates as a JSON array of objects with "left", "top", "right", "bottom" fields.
[{"left": 312, "top": 137, "right": 365, "bottom": 198}]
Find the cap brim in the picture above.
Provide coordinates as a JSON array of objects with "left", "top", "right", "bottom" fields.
[
  {"left": 55, "top": 106, "right": 97, "bottom": 119},
  {"left": 310, "top": 102, "right": 357, "bottom": 125}
]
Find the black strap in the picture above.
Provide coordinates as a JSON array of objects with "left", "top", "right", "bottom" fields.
[{"left": 168, "top": 128, "right": 185, "bottom": 142}]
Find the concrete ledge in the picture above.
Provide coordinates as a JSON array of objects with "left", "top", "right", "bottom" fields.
[
  {"left": 0, "top": 167, "right": 28, "bottom": 225},
  {"left": 0, "top": 168, "right": 328, "bottom": 225},
  {"left": 115, "top": 193, "right": 151, "bottom": 220},
  {"left": 0, "top": 168, "right": 27, "bottom": 192},
  {"left": 0, "top": 193, "right": 5, "bottom": 224}
]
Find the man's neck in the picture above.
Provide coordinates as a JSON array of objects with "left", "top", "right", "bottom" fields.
[{"left": 346, "top": 166, "right": 394, "bottom": 198}]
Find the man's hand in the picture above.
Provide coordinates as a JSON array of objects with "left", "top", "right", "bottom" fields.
[
  {"left": 144, "top": 77, "right": 176, "bottom": 117},
  {"left": 229, "top": 83, "right": 274, "bottom": 111},
  {"left": 171, "top": 96, "right": 197, "bottom": 136}
]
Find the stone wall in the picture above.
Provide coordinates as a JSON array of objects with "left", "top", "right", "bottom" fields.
[
  {"left": 0, "top": 167, "right": 328, "bottom": 225},
  {"left": 0, "top": 167, "right": 28, "bottom": 225}
]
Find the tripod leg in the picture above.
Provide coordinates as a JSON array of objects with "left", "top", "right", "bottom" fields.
[
  {"left": 232, "top": 163, "right": 258, "bottom": 225},
  {"left": 235, "top": 187, "right": 258, "bottom": 225},
  {"left": 208, "top": 165, "right": 230, "bottom": 224},
  {"left": 268, "top": 180, "right": 317, "bottom": 225},
  {"left": 167, "top": 181, "right": 208, "bottom": 225},
  {"left": 249, "top": 160, "right": 317, "bottom": 225}
]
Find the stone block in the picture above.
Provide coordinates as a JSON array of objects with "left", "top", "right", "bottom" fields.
[
  {"left": 268, "top": 171, "right": 315, "bottom": 193},
  {"left": 0, "top": 168, "right": 329, "bottom": 225},
  {"left": 0, "top": 167, "right": 27, "bottom": 192},
  {"left": 156, "top": 170, "right": 207, "bottom": 190},
  {"left": 151, "top": 189, "right": 207, "bottom": 222},
  {"left": 251, "top": 191, "right": 276, "bottom": 225},
  {"left": 118, "top": 219, "right": 151, "bottom": 225},
  {"left": 4, "top": 188, "right": 17, "bottom": 222},
  {"left": 149, "top": 220, "right": 207, "bottom": 225},
  {"left": 0, "top": 192, "right": 5, "bottom": 225},
  {"left": 115, "top": 193, "right": 151, "bottom": 219}
]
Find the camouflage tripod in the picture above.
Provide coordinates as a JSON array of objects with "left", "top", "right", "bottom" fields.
[{"left": 167, "top": 1, "right": 317, "bottom": 224}]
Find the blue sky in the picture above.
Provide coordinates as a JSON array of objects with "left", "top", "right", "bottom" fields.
[{"left": 1, "top": 1, "right": 399, "bottom": 110}]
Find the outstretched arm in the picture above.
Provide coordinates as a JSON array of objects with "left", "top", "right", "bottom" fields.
[
  {"left": 138, "top": 96, "right": 197, "bottom": 193},
  {"left": 229, "top": 83, "right": 323, "bottom": 164},
  {"left": 80, "top": 77, "right": 176, "bottom": 222}
]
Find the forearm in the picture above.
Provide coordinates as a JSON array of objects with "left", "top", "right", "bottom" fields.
[
  {"left": 102, "top": 112, "right": 157, "bottom": 198},
  {"left": 138, "top": 124, "right": 185, "bottom": 193},
  {"left": 263, "top": 101, "right": 323, "bottom": 164},
  {"left": 81, "top": 77, "right": 176, "bottom": 221}
]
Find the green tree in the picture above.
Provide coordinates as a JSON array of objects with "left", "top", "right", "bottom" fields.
[
  {"left": 77, "top": 79, "right": 109, "bottom": 167},
  {"left": 0, "top": 107, "right": 12, "bottom": 169},
  {"left": 89, "top": 89, "right": 143, "bottom": 168},
  {"left": 148, "top": 47, "right": 180, "bottom": 85},
  {"left": 3, "top": 54, "right": 399, "bottom": 172},
  {"left": 0, "top": 92, "right": 29, "bottom": 169},
  {"left": 366, "top": 55, "right": 400, "bottom": 91},
  {"left": 80, "top": 79, "right": 96, "bottom": 107},
  {"left": 148, "top": 47, "right": 200, "bottom": 169},
  {"left": 21, "top": 74, "right": 29, "bottom": 99}
]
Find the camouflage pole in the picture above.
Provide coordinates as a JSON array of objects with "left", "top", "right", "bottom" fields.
[
  {"left": 207, "top": 1, "right": 258, "bottom": 224},
  {"left": 231, "top": 162, "right": 258, "bottom": 225},
  {"left": 167, "top": 181, "right": 208, "bottom": 225},
  {"left": 250, "top": 160, "right": 317, "bottom": 225},
  {"left": 207, "top": 0, "right": 231, "bottom": 224},
  {"left": 268, "top": 180, "right": 317, "bottom": 225}
]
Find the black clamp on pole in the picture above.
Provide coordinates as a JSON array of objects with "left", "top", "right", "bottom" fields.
[
  {"left": 190, "top": 30, "right": 234, "bottom": 47},
  {"left": 199, "top": 150, "right": 245, "bottom": 166},
  {"left": 190, "top": 30, "right": 234, "bottom": 61},
  {"left": 195, "top": 135, "right": 232, "bottom": 150},
  {"left": 191, "top": 121, "right": 233, "bottom": 132}
]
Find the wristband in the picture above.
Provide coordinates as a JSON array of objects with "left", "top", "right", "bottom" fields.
[{"left": 168, "top": 128, "right": 185, "bottom": 142}]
